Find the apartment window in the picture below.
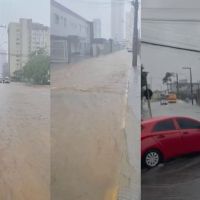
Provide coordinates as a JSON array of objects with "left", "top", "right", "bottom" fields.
[
  {"left": 54, "top": 14, "right": 59, "bottom": 24},
  {"left": 64, "top": 18, "right": 67, "bottom": 27}
]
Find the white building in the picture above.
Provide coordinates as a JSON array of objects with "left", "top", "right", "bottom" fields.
[
  {"left": 51, "top": 0, "right": 93, "bottom": 63},
  {"left": 126, "top": 8, "right": 134, "bottom": 48},
  {"left": 0, "top": 49, "right": 7, "bottom": 76},
  {"left": 111, "top": 0, "right": 125, "bottom": 42},
  {"left": 8, "top": 19, "right": 50, "bottom": 76},
  {"left": 93, "top": 19, "right": 101, "bottom": 39}
]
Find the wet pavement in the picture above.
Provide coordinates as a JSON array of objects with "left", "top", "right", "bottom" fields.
[
  {"left": 0, "top": 83, "right": 50, "bottom": 200},
  {"left": 151, "top": 100, "right": 200, "bottom": 120},
  {"left": 142, "top": 154, "right": 200, "bottom": 200},
  {"left": 142, "top": 100, "right": 200, "bottom": 200}
]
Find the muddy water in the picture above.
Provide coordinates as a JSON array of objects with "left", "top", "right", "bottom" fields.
[
  {"left": 0, "top": 83, "right": 50, "bottom": 200},
  {"left": 51, "top": 51, "right": 141, "bottom": 200}
]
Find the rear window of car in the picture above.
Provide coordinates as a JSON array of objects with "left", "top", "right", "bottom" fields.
[
  {"left": 177, "top": 118, "right": 200, "bottom": 129},
  {"left": 153, "top": 119, "right": 176, "bottom": 132}
]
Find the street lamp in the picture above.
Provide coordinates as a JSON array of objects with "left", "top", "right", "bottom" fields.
[{"left": 182, "top": 67, "right": 193, "bottom": 105}]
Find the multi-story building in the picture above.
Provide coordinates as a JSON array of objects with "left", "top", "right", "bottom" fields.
[
  {"left": 93, "top": 19, "right": 101, "bottom": 39},
  {"left": 51, "top": 0, "right": 93, "bottom": 63},
  {"left": 111, "top": 0, "right": 125, "bottom": 42},
  {"left": 8, "top": 18, "right": 50, "bottom": 76},
  {"left": 126, "top": 8, "right": 134, "bottom": 49},
  {"left": 0, "top": 49, "right": 7, "bottom": 76}
]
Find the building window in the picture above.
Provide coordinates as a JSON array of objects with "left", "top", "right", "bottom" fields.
[
  {"left": 64, "top": 18, "right": 67, "bottom": 27},
  {"left": 54, "top": 14, "right": 59, "bottom": 24}
]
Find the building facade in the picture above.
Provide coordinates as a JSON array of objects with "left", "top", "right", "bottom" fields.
[
  {"left": 8, "top": 19, "right": 50, "bottom": 76},
  {"left": 51, "top": 0, "right": 93, "bottom": 63},
  {"left": 126, "top": 8, "right": 134, "bottom": 49},
  {"left": 93, "top": 19, "right": 101, "bottom": 39},
  {"left": 0, "top": 49, "right": 7, "bottom": 76},
  {"left": 111, "top": 0, "right": 125, "bottom": 42}
]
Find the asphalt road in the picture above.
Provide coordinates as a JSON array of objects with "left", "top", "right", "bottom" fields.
[
  {"left": 0, "top": 83, "right": 50, "bottom": 200},
  {"left": 151, "top": 100, "right": 200, "bottom": 120},
  {"left": 142, "top": 100, "right": 200, "bottom": 200}
]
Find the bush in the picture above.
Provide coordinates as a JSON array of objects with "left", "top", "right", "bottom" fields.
[{"left": 23, "top": 54, "right": 50, "bottom": 85}]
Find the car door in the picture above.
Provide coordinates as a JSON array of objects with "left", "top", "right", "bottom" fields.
[
  {"left": 176, "top": 118, "right": 200, "bottom": 153},
  {"left": 152, "top": 119, "right": 184, "bottom": 159}
]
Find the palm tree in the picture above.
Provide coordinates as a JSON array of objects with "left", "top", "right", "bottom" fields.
[{"left": 163, "top": 72, "right": 173, "bottom": 92}]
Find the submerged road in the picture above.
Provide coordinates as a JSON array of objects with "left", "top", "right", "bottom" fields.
[
  {"left": 0, "top": 83, "right": 50, "bottom": 200},
  {"left": 51, "top": 50, "right": 141, "bottom": 200}
]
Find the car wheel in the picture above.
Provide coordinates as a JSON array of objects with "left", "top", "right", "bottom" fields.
[{"left": 143, "top": 150, "right": 161, "bottom": 168}]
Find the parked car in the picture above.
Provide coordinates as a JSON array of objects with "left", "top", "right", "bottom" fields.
[
  {"left": 142, "top": 116, "right": 200, "bottom": 168},
  {"left": 160, "top": 98, "right": 168, "bottom": 105},
  {"left": 4, "top": 77, "right": 10, "bottom": 83},
  {"left": 127, "top": 48, "right": 133, "bottom": 52},
  {"left": 0, "top": 77, "right": 3, "bottom": 83}
]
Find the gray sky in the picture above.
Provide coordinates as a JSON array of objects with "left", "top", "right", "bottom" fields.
[
  {"left": 0, "top": 0, "right": 50, "bottom": 50},
  {"left": 142, "top": 0, "right": 200, "bottom": 90}
]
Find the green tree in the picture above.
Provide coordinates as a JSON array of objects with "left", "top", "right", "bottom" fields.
[{"left": 23, "top": 54, "right": 50, "bottom": 85}]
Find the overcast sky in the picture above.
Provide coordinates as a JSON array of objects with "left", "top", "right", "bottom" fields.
[
  {"left": 0, "top": 0, "right": 50, "bottom": 50},
  {"left": 142, "top": 0, "right": 200, "bottom": 89}
]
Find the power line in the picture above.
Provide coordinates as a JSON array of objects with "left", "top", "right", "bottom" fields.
[
  {"left": 142, "top": 40, "right": 200, "bottom": 53},
  {"left": 142, "top": 31, "right": 200, "bottom": 49},
  {"left": 142, "top": 7, "right": 200, "bottom": 10},
  {"left": 142, "top": 18, "right": 200, "bottom": 22}
]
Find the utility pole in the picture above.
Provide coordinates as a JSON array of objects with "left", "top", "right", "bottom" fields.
[
  {"left": 131, "top": 0, "right": 139, "bottom": 67},
  {"left": 172, "top": 72, "right": 179, "bottom": 98},
  {"left": 176, "top": 73, "right": 179, "bottom": 98},
  {"left": 183, "top": 67, "right": 193, "bottom": 105}
]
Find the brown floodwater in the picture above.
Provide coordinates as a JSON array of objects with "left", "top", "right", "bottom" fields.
[{"left": 0, "top": 83, "right": 50, "bottom": 200}]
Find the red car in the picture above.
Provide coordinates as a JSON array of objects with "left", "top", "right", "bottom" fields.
[{"left": 142, "top": 116, "right": 200, "bottom": 168}]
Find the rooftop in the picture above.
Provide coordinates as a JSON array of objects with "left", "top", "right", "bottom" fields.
[{"left": 51, "top": 0, "right": 90, "bottom": 23}]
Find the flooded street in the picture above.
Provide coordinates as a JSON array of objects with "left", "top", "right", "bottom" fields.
[
  {"left": 51, "top": 51, "right": 141, "bottom": 200},
  {"left": 0, "top": 83, "right": 50, "bottom": 200}
]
